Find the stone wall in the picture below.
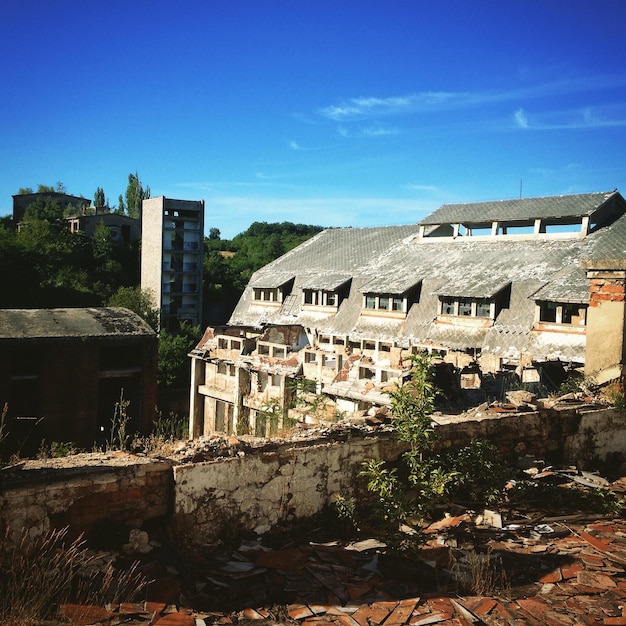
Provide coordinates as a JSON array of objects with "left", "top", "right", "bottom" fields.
[
  {"left": 2, "top": 405, "right": 625, "bottom": 544},
  {"left": 0, "top": 453, "right": 173, "bottom": 541}
]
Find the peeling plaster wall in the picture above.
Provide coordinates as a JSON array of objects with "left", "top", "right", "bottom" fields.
[
  {"left": 2, "top": 407, "right": 626, "bottom": 543},
  {"left": 564, "top": 408, "right": 626, "bottom": 466},
  {"left": 173, "top": 436, "right": 404, "bottom": 539}
]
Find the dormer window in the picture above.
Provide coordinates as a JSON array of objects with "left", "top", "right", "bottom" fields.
[
  {"left": 301, "top": 274, "right": 351, "bottom": 310},
  {"left": 251, "top": 276, "right": 294, "bottom": 305},
  {"left": 303, "top": 289, "right": 341, "bottom": 308},
  {"left": 361, "top": 277, "right": 421, "bottom": 318}
]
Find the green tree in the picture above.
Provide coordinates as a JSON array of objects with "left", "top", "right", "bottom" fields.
[
  {"left": 92, "top": 220, "right": 113, "bottom": 262},
  {"left": 208, "top": 227, "right": 221, "bottom": 240},
  {"left": 22, "top": 197, "right": 65, "bottom": 224},
  {"left": 37, "top": 184, "right": 56, "bottom": 193},
  {"left": 158, "top": 322, "right": 200, "bottom": 387},
  {"left": 108, "top": 286, "right": 159, "bottom": 331},
  {"left": 17, "top": 187, "right": 33, "bottom": 194},
  {"left": 125, "top": 172, "right": 150, "bottom": 219},
  {"left": 94, "top": 187, "right": 106, "bottom": 208},
  {"left": 116, "top": 194, "right": 126, "bottom": 215}
]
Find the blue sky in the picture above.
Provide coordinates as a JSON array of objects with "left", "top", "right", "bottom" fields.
[{"left": 1, "top": 1, "right": 626, "bottom": 239}]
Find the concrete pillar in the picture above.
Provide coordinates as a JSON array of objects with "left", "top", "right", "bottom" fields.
[
  {"left": 188, "top": 357, "right": 205, "bottom": 438},
  {"left": 582, "top": 260, "right": 626, "bottom": 385}
]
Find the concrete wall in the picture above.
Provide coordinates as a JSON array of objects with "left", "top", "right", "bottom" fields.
[
  {"left": 2, "top": 406, "right": 626, "bottom": 544},
  {"left": 173, "top": 435, "right": 403, "bottom": 539}
]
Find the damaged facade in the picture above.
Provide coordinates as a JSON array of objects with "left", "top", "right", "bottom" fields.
[{"left": 189, "top": 191, "right": 626, "bottom": 437}]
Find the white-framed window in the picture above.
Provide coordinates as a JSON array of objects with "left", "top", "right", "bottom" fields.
[
  {"left": 439, "top": 297, "right": 495, "bottom": 319},
  {"left": 253, "top": 287, "right": 279, "bottom": 302},
  {"left": 363, "top": 293, "right": 407, "bottom": 313}
]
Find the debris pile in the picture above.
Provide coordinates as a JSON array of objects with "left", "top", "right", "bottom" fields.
[
  {"left": 57, "top": 463, "right": 626, "bottom": 626},
  {"left": 59, "top": 514, "right": 626, "bottom": 625}
]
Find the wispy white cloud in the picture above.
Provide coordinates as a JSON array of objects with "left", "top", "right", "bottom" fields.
[
  {"left": 361, "top": 123, "right": 399, "bottom": 137},
  {"left": 513, "top": 103, "right": 626, "bottom": 130},
  {"left": 405, "top": 184, "right": 444, "bottom": 194},
  {"left": 318, "top": 75, "right": 626, "bottom": 122},
  {"left": 320, "top": 92, "right": 468, "bottom": 120},
  {"left": 287, "top": 139, "right": 324, "bottom": 151},
  {"left": 514, "top": 108, "right": 529, "bottom": 129},
  {"left": 336, "top": 123, "right": 399, "bottom": 138}
]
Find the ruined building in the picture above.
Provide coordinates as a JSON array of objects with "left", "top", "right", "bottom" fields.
[{"left": 189, "top": 191, "right": 626, "bottom": 437}]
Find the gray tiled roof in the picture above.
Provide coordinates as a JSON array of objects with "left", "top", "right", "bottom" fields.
[
  {"left": 420, "top": 191, "right": 619, "bottom": 225},
  {"left": 228, "top": 191, "right": 626, "bottom": 363},
  {"left": 433, "top": 276, "right": 510, "bottom": 299},
  {"left": 299, "top": 273, "right": 352, "bottom": 291}
]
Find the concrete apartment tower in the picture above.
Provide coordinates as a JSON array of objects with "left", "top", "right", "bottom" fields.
[{"left": 141, "top": 196, "right": 205, "bottom": 330}]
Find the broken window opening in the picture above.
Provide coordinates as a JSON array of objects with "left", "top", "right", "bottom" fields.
[
  {"left": 303, "top": 289, "right": 341, "bottom": 307},
  {"left": 441, "top": 297, "right": 456, "bottom": 315},
  {"left": 476, "top": 299, "right": 491, "bottom": 317},
  {"left": 458, "top": 299, "right": 472, "bottom": 316},
  {"left": 538, "top": 301, "right": 587, "bottom": 326},
  {"left": 359, "top": 367, "right": 375, "bottom": 380},
  {"left": 539, "top": 301, "right": 558, "bottom": 323}
]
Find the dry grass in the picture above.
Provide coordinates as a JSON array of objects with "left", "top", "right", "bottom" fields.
[
  {"left": 0, "top": 526, "right": 146, "bottom": 625},
  {"left": 450, "top": 546, "right": 510, "bottom": 598}
]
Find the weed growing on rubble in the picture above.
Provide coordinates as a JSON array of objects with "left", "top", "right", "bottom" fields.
[
  {"left": 0, "top": 526, "right": 146, "bottom": 625},
  {"left": 108, "top": 389, "right": 131, "bottom": 451},
  {"left": 153, "top": 408, "right": 188, "bottom": 440},
  {"left": 37, "top": 439, "right": 80, "bottom": 459},
  {"left": 355, "top": 354, "right": 507, "bottom": 546},
  {"left": 605, "top": 382, "right": 626, "bottom": 412},
  {"left": 450, "top": 546, "right": 510, "bottom": 598}
]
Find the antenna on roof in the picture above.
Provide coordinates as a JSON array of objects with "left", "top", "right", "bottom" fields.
[{"left": 520, "top": 179, "right": 523, "bottom": 199}]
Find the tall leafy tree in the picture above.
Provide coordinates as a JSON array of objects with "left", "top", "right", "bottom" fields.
[
  {"left": 125, "top": 172, "right": 150, "bottom": 219},
  {"left": 158, "top": 322, "right": 201, "bottom": 387},
  {"left": 116, "top": 194, "right": 126, "bottom": 215},
  {"left": 94, "top": 187, "right": 106, "bottom": 208},
  {"left": 92, "top": 220, "right": 113, "bottom": 261}
]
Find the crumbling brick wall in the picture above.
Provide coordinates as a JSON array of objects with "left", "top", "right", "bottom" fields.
[{"left": 2, "top": 406, "right": 625, "bottom": 544}]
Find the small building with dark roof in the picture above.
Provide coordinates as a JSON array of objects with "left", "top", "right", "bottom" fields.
[{"left": 0, "top": 307, "right": 157, "bottom": 456}]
